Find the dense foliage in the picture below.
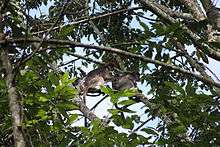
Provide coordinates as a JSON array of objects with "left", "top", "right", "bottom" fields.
[{"left": 0, "top": 0, "right": 220, "bottom": 146}]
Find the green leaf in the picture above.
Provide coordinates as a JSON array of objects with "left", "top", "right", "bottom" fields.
[
  {"left": 174, "top": 125, "right": 186, "bottom": 134},
  {"left": 67, "top": 114, "right": 78, "bottom": 125},
  {"left": 100, "top": 85, "right": 114, "bottom": 95},
  {"left": 57, "top": 103, "right": 79, "bottom": 111},
  {"left": 36, "top": 109, "right": 48, "bottom": 120},
  {"left": 139, "top": 21, "right": 149, "bottom": 31},
  {"left": 108, "top": 109, "right": 121, "bottom": 115},
  {"left": 120, "top": 89, "right": 138, "bottom": 97},
  {"left": 61, "top": 72, "right": 69, "bottom": 84},
  {"left": 186, "top": 81, "right": 196, "bottom": 96},
  {"left": 122, "top": 117, "right": 134, "bottom": 129},
  {"left": 100, "top": 86, "right": 119, "bottom": 103},
  {"left": 58, "top": 25, "right": 75, "bottom": 38},
  {"left": 48, "top": 72, "right": 59, "bottom": 85},
  {"left": 55, "top": 84, "right": 77, "bottom": 98},
  {"left": 118, "top": 99, "right": 136, "bottom": 106},
  {"left": 165, "top": 82, "right": 185, "bottom": 96},
  {"left": 60, "top": 72, "right": 76, "bottom": 85},
  {"left": 119, "top": 108, "right": 136, "bottom": 113},
  {"left": 111, "top": 115, "right": 125, "bottom": 127},
  {"left": 38, "top": 96, "right": 49, "bottom": 102},
  {"left": 141, "top": 128, "right": 158, "bottom": 136},
  {"left": 91, "top": 119, "right": 104, "bottom": 134}
]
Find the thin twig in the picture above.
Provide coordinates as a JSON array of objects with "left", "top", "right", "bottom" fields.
[
  {"left": 66, "top": 52, "right": 105, "bottom": 65},
  {"left": 59, "top": 52, "right": 98, "bottom": 67},
  {"left": 129, "top": 117, "right": 153, "bottom": 135},
  {"left": 90, "top": 95, "right": 108, "bottom": 111},
  {"left": 134, "top": 12, "right": 157, "bottom": 21},
  {"left": 32, "top": 7, "right": 143, "bottom": 35}
]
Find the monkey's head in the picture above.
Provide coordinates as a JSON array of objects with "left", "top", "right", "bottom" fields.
[
  {"left": 112, "top": 71, "right": 140, "bottom": 91},
  {"left": 126, "top": 71, "right": 140, "bottom": 82},
  {"left": 100, "top": 66, "right": 113, "bottom": 80}
]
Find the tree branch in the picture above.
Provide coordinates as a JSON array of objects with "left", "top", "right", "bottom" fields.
[
  {"left": 149, "top": 1, "right": 195, "bottom": 21},
  {"left": 32, "top": 6, "right": 143, "bottom": 35},
  {"left": 174, "top": 41, "right": 209, "bottom": 78},
  {"left": 66, "top": 52, "right": 105, "bottom": 65},
  {"left": 2, "top": 37, "right": 220, "bottom": 88},
  {"left": 0, "top": 10, "right": 26, "bottom": 146},
  {"left": 129, "top": 117, "right": 153, "bottom": 135},
  {"left": 139, "top": 0, "right": 220, "bottom": 61},
  {"left": 180, "top": 0, "right": 206, "bottom": 21},
  {"left": 1, "top": 49, "right": 26, "bottom": 147},
  {"left": 73, "top": 97, "right": 108, "bottom": 126}
]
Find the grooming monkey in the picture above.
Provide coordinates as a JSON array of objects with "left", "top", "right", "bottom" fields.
[
  {"left": 112, "top": 72, "right": 140, "bottom": 111},
  {"left": 112, "top": 72, "right": 140, "bottom": 91},
  {"left": 80, "top": 65, "right": 113, "bottom": 98},
  {"left": 79, "top": 64, "right": 114, "bottom": 127}
]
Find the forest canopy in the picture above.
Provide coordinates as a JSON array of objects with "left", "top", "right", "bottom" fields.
[{"left": 0, "top": 0, "right": 220, "bottom": 146}]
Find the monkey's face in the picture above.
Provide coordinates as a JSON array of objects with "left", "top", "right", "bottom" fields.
[
  {"left": 127, "top": 72, "right": 140, "bottom": 82},
  {"left": 101, "top": 67, "right": 113, "bottom": 80},
  {"left": 112, "top": 73, "right": 139, "bottom": 91},
  {"left": 88, "top": 75, "right": 105, "bottom": 89}
]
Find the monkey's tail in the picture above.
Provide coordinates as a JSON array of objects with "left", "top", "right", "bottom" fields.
[{"left": 83, "top": 89, "right": 88, "bottom": 127}]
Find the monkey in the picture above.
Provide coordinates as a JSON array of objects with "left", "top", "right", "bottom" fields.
[
  {"left": 79, "top": 64, "right": 113, "bottom": 127},
  {"left": 80, "top": 65, "right": 113, "bottom": 98},
  {"left": 112, "top": 72, "right": 140, "bottom": 91},
  {"left": 112, "top": 72, "right": 140, "bottom": 113}
]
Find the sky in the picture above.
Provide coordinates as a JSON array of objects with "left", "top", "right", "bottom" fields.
[{"left": 29, "top": 0, "right": 220, "bottom": 137}]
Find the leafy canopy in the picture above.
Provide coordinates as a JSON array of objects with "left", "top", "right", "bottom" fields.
[{"left": 0, "top": 0, "right": 220, "bottom": 146}]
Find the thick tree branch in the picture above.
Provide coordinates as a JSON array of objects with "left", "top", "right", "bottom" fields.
[
  {"left": 74, "top": 98, "right": 107, "bottom": 126},
  {"left": 150, "top": 2, "right": 194, "bottom": 21},
  {"left": 200, "top": 0, "right": 213, "bottom": 11},
  {"left": 139, "top": 0, "right": 220, "bottom": 61},
  {"left": 1, "top": 49, "right": 26, "bottom": 147},
  {"left": 2, "top": 37, "right": 220, "bottom": 88},
  {"left": 0, "top": 9, "right": 25, "bottom": 146},
  {"left": 180, "top": 0, "right": 206, "bottom": 21}
]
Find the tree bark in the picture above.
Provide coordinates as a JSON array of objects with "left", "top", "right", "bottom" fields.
[{"left": 0, "top": 49, "right": 26, "bottom": 147}]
